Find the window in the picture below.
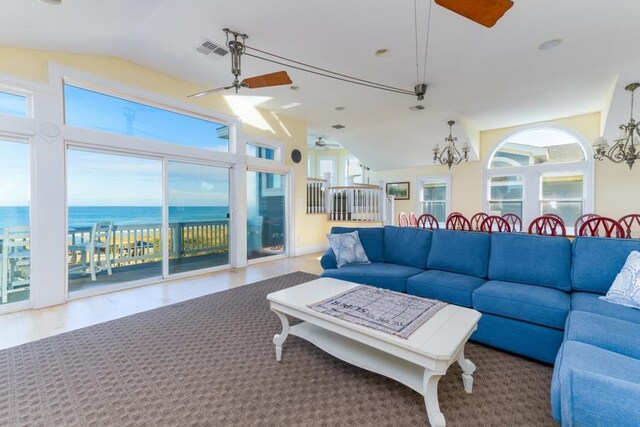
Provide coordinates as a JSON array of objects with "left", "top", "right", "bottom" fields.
[
  {"left": 345, "top": 156, "right": 362, "bottom": 184},
  {"left": 418, "top": 176, "right": 450, "bottom": 223},
  {"left": 247, "top": 143, "right": 275, "bottom": 159},
  {"left": 485, "top": 126, "right": 592, "bottom": 229},
  {"left": 64, "top": 84, "right": 229, "bottom": 151},
  {"left": 0, "top": 90, "right": 27, "bottom": 117},
  {"left": 318, "top": 157, "right": 337, "bottom": 185},
  {"left": 488, "top": 175, "right": 524, "bottom": 218}
]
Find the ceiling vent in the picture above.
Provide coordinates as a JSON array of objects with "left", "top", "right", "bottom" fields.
[
  {"left": 409, "top": 105, "right": 425, "bottom": 111},
  {"left": 195, "top": 39, "right": 229, "bottom": 57},
  {"left": 331, "top": 124, "right": 346, "bottom": 129}
]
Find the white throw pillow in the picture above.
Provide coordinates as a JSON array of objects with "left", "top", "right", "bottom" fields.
[
  {"left": 326, "top": 231, "right": 370, "bottom": 268},
  {"left": 601, "top": 250, "right": 640, "bottom": 309}
]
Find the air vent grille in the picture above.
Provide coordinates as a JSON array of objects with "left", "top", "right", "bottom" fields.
[
  {"left": 331, "top": 124, "right": 346, "bottom": 129},
  {"left": 409, "top": 105, "right": 425, "bottom": 111},
  {"left": 195, "top": 39, "right": 229, "bottom": 57}
]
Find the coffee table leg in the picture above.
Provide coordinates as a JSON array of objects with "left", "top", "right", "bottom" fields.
[
  {"left": 271, "top": 309, "right": 289, "bottom": 362},
  {"left": 457, "top": 346, "right": 476, "bottom": 394},
  {"left": 423, "top": 371, "right": 446, "bottom": 427}
]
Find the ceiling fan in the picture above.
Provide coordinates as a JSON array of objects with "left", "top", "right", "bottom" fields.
[
  {"left": 314, "top": 137, "right": 340, "bottom": 148},
  {"left": 434, "top": 0, "right": 513, "bottom": 28},
  {"left": 189, "top": 28, "right": 293, "bottom": 98}
]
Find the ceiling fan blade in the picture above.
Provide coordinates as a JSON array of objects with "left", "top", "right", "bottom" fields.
[
  {"left": 241, "top": 71, "right": 293, "bottom": 89},
  {"left": 188, "top": 85, "right": 233, "bottom": 98},
  {"left": 434, "top": 0, "right": 513, "bottom": 28}
]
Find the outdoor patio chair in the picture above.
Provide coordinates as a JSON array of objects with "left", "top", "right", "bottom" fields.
[
  {"left": 1, "top": 225, "right": 31, "bottom": 304},
  {"left": 69, "top": 221, "right": 114, "bottom": 281}
]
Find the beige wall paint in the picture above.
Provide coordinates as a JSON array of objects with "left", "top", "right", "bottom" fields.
[
  {"left": 371, "top": 112, "right": 640, "bottom": 225},
  {"left": 0, "top": 47, "right": 335, "bottom": 254}
]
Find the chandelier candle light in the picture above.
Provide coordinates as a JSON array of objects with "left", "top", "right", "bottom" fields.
[
  {"left": 433, "top": 120, "right": 470, "bottom": 169},
  {"left": 593, "top": 82, "right": 640, "bottom": 169}
]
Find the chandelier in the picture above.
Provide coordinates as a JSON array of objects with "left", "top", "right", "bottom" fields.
[
  {"left": 593, "top": 82, "right": 640, "bottom": 169},
  {"left": 433, "top": 120, "right": 470, "bottom": 169}
]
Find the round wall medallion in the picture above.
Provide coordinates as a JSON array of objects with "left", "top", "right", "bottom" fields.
[
  {"left": 37, "top": 121, "right": 61, "bottom": 138},
  {"left": 291, "top": 149, "right": 302, "bottom": 164}
]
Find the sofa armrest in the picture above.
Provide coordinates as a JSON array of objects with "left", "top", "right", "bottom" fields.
[
  {"left": 320, "top": 248, "right": 337, "bottom": 270},
  {"left": 563, "top": 367, "right": 640, "bottom": 427}
]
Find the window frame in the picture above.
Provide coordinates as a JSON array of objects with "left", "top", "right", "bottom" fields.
[
  {"left": 417, "top": 174, "right": 451, "bottom": 225},
  {"left": 483, "top": 123, "right": 594, "bottom": 231}
]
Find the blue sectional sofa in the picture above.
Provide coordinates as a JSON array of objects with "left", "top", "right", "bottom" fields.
[{"left": 320, "top": 226, "right": 640, "bottom": 426}]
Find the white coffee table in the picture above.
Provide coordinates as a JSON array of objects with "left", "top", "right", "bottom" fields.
[{"left": 267, "top": 277, "right": 481, "bottom": 427}]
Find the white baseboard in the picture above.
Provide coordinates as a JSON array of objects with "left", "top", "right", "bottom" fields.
[{"left": 294, "top": 243, "right": 328, "bottom": 257}]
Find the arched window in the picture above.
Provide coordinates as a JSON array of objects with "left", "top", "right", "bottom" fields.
[{"left": 484, "top": 125, "right": 593, "bottom": 233}]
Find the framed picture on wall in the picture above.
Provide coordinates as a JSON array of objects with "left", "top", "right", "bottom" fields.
[{"left": 386, "top": 182, "right": 410, "bottom": 200}]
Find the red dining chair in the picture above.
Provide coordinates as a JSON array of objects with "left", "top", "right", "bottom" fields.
[
  {"left": 417, "top": 214, "right": 440, "bottom": 230},
  {"left": 502, "top": 213, "right": 522, "bottom": 232},
  {"left": 618, "top": 214, "right": 640, "bottom": 238},
  {"left": 542, "top": 213, "right": 565, "bottom": 225},
  {"left": 528, "top": 216, "right": 567, "bottom": 237},
  {"left": 409, "top": 212, "right": 419, "bottom": 227},
  {"left": 480, "top": 216, "right": 511, "bottom": 233},
  {"left": 578, "top": 217, "right": 625, "bottom": 238},
  {"left": 446, "top": 213, "right": 472, "bottom": 231},
  {"left": 470, "top": 213, "right": 489, "bottom": 231},
  {"left": 398, "top": 212, "right": 410, "bottom": 227},
  {"left": 574, "top": 214, "right": 599, "bottom": 234},
  {"left": 446, "top": 212, "right": 463, "bottom": 221}
]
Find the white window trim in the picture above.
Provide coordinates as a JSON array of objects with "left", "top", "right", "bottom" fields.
[
  {"left": 483, "top": 123, "right": 594, "bottom": 229},
  {"left": 417, "top": 174, "right": 451, "bottom": 225}
]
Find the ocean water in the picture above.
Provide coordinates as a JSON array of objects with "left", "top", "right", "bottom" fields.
[{"left": 0, "top": 206, "right": 229, "bottom": 229}]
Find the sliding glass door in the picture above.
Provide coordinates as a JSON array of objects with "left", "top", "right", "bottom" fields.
[
  {"left": 0, "top": 139, "right": 30, "bottom": 305},
  {"left": 168, "top": 162, "right": 230, "bottom": 274},
  {"left": 247, "top": 171, "right": 286, "bottom": 260},
  {"left": 67, "top": 149, "right": 163, "bottom": 293}
]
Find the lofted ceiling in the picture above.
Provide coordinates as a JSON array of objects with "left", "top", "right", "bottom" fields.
[{"left": 1, "top": 0, "right": 639, "bottom": 170}]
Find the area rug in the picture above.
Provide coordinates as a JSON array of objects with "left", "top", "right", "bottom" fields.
[{"left": 0, "top": 272, "right": 555, "bottom": 426}]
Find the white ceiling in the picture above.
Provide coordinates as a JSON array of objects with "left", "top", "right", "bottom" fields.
[{"left": 2, "top": 0, "right": 640, "bottom": 170}]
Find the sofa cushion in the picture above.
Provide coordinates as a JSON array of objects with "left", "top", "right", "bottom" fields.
[
  {"left": 330, "top": 226, "right": 385, "bottom": 262},
  {"left": 551, "top": 340, "right": 640, "bottom": 426},
  {"left": 571, "top": 236, "right": 640, "bottom": 294},
  {"left": 407, "top": 270, "right": 486, "bottom": 307},
  {"left": 565, "top": 311, "right": 640, "bottom": 360},
  {"left": 571, "top": 292, "right": 640, "bottom": 324},
  {"left": 426, "top": 230, "right": 491, "bottom": 278},
  {"left": 473, "top": 280, "right": 570, "bottom": 329},
  {"left": 383, "top": 226, "right": 432, "bottom": 269},
  {"left": 320, "top": 262, "right": 423, "bottom": 293},
  {"left": 488, "top": 233, "right": 571, "bottom": 291}
]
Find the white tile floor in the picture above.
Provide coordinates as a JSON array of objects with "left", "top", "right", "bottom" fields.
[{"left": 0, "top": 253, "right": 324, "bottom": 351}]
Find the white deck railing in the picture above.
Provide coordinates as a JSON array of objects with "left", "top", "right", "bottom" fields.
[
  {"left": 306, "top": 177, "right": 390, "bottom": 223},
  {"left": 68, "top": 220, "right": 229, "bottom": 268}
]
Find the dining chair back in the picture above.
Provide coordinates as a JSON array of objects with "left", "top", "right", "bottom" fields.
[
  {"left": 409, "top": 212, "right": 418, "bottom": 227},
  {"left": 480, "top": 215, "right": 511, "bottom": 233},
  {"left": 542, "top": 213, "right": 565, "bottom": 225},
  {"left": 528, "top": 216, "right": 567, "bottom": 237},
  {"left": 398, "top": 212, "right": 410, "bottom": 227},
  {"left": 470, "top": 213, "right": 489, "bottom": 231},
  {"left": 578, "top": 217, "right": 625, "bottom": 238},
  {"left": 446, "top": 213, "right": 472, "bottom": 231},
  {"left": 574, "top": 214, "right": 599, "bottom": 234},
  {"left": 417, "top": 214, "right": 439, "bottom": 230},
  {"left": 618, "top": 214, "right": 640, "bottom": 238},
  {"left": 502, "top": 213, "right": 522, "bottom": 232}
]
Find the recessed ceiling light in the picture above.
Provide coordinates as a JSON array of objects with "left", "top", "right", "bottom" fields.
[
  {"left": 375, "top": 48, "right": 390, "bottom": 57},
  {"left": 290, "top": 85, "right": 300, "bottom": 91},
  {"left": 39, "top": 0, "right": 63, "bottom": 4},
  {"left": 538, "top": 38, "right": 563, "bottom": 50},
  {"left": 335, "top": 106, "right": 346, "bottom": 111}
]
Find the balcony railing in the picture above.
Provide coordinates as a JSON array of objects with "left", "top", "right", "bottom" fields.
[{"left": 306, "top": 177, "right": 393, "bottom": 224}]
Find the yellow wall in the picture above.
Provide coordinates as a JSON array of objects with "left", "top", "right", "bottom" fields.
[
  {"left": 0, "top": 47, "right": 333, "bottom": 254},
  {"left": 371, "top": 111, "right": 640, "bottom": 224}
]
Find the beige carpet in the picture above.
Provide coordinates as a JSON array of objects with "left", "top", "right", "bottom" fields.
[{"left": 0, "top": 272, "right": 556, "bottom": 426}]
